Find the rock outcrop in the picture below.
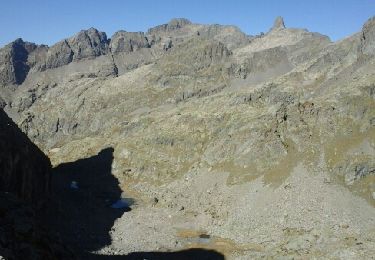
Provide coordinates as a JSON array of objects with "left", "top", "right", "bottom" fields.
[{"left": 271, "top": 16, "right": 286, "bottom": 31}]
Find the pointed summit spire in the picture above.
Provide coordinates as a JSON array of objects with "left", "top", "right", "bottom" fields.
[{"left": 271, "top": 16, "right": 286, "bottom": 31}]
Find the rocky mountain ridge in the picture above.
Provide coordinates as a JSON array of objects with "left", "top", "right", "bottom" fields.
[
  {"left": 0, "top": 18, "right": 251, "bottom": 89},
  {"left": 1, "top": 16, "right": 375, "bottom": 259}
]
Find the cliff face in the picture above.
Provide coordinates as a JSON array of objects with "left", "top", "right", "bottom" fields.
[{"left": 0, "top": 108, "right": 51, "bottom": 204}]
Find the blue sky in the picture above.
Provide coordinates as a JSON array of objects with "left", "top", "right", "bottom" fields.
[{"left": 1, "top": 0, "right": 374, "bottom": 47}]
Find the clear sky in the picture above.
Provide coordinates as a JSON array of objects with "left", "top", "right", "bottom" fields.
[{"left": 1, "top": 0, "right": 374, "bottom": 47}]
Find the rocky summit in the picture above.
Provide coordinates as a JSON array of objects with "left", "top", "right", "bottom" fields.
[{"left": 0, "top": 16, "right": 375, "bottom": 259}]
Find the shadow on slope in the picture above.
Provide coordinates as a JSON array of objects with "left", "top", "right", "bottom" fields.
[
  {"left": 89, "top": 248, "right": 225, "bottom": 260},
  {"left": 43, "top": 147, "right": 224, "bottom": 259},
  {"left": 42, "top": 147, "right": 130, "bottom": 256}
]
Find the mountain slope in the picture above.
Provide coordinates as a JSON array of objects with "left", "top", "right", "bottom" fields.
[{"left": 1, "top": 16, "right": 374, "bottom": 259}]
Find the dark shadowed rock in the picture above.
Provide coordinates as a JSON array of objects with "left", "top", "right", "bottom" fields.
[
  {"left": 0, "top": 108, "right": 51, "bottom": 204},
  {"left": 0, "top": 192, "right": 76, "bottom": 260},
  {"left": 0, "top": 109, "right": 77, "bottom": 259}
]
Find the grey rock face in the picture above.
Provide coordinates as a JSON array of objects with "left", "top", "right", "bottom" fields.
[
  {"left": 45, "top": 40, "right": 73, "bottom": 69},
  {"left": 44, "top": 28, "right": 108, "bottom": 70},
  {"left": 159, "top": 38, "right": 231, "bottom": 76},
  {"left": 110, "top": 31, "right": 150, "bottom": 53},
  {"left": 68, "top": 28, "right": 108, "bottom": 60},
  {"left": 200, "top": 40, "right": 231, "bottom": 62},
  {"left": 27, "top": 44, "right": 48, "bottom": 71},
  {"left": 0, "top": 39, "right": 37, "bottom": 86}
]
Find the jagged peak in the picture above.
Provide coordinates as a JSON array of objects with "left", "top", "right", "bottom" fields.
[{"left": 271, "top": 16, "right": 286, "bottom": 31}]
